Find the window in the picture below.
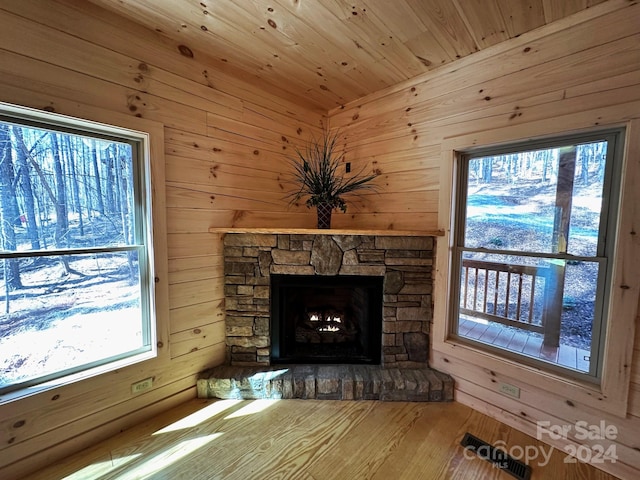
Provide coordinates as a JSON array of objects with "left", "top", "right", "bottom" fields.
[
  {"left": 0, "top": 106, "right": 155, "bottom": 395},
  {"left": 451, "top": 129, "right": 624, "bottom": 381}
]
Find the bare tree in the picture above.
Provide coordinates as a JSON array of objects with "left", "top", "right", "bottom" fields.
[
  {"left": 65, "top": 136, "right": 84, "bottom": 237},
  {"left": 90, "top": 139, "right": 105, "bottom": 216},
  {"left": 481, "top": 157, "right": 493, "bottom": 183},
  {"left": 13, "top": 127, "right": 41, "bottom": 250},
  {"left": 104, "top": 145, "right": 116, "bottom": 214},
  {"left": 50, "top": 133, "right": 69, "bottom": 244},
  {"left": 0, "top": 124, "right": 23, "bottom": 291}
]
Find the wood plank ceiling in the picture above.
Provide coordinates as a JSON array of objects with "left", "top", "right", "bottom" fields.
[{"left": 86, "top": 0, "right": 609, "bottom": 111}]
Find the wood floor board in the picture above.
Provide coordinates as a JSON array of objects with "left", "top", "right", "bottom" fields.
[
  {"left": 458, "top": 319, "right": 473, "bottom": 336},
  {"left": 558, "top": 344, "right": 579, "bottom": 370},
  {"left": 506, "top": 330, "right": 529, "bottom": 353},
  {"left": 478, "top": 323, "right": 503, "bottom": 344},
  {"left": 522, "top": 334, "right": 544, "bottom": 358},
  {"left": 28, "top": 398, "right": 620, "bottom": 480},
  {"left": 492, "top": 327, "right": 516, "bottom": 348},
  {"left": 467, "top": 320, "right": 490, "bottom": 338}
]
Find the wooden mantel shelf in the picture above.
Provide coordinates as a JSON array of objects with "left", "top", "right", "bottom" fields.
[{"left": 208, "top": 227, "right": 444, "bottom": 236}]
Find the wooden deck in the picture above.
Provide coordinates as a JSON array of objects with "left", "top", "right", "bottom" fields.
[
  {"left": 458, "top": 316, "right": 591, "bottom": 372},
  {"left": 29, "top": 398, "right": 618, "bottom": 480}
]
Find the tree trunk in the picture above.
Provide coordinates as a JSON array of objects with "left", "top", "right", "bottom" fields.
[
  {"left": 580, "top": 145, "right": 590, "bottom": 185},
  {"left": 116, "top": 148, "right": 135, "bottom": 279},
  {"left": 0, "top": 124, "right": 22, "bottom": 289},
  {"left": 67, "top": 137, "right": 83, "bottom": 236},
  {"left": 50, "top": 134, "right": 69, "bottom": 247},
  {"left": 105, "top": 146, "right": 115, "bottom": 214},
  {"left": 90, "top": 140, "right": 105, "bottom": 215},
  {"left": 481, "top": 157, "right": 492, "bottom": 183},
  {"left": 82, "top": 142, "right": 93, "bottom": 221},
  {"left": 12, "top": 127, "right": 41, "bottom": 250},
  {"left": 50, "top": 133, "right": 70, "bottom": 274}
]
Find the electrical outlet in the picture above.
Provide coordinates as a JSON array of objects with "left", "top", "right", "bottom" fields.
[
  {"left": 498, "top": 382, "right": 520, "bottom": 399},
  {"left": 131, "top": 377, "right": 153, "bottom": 394}
]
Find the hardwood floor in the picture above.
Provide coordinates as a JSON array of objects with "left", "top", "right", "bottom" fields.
[{"left": 31, "top": 399, "right": 618, "bottom": 480}]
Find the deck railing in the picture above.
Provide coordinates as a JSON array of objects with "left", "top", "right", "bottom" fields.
[{"left": 460, "top": 258, "right": 560, "bottom": 346}]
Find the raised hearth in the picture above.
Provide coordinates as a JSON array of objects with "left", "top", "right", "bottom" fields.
[{"left": 197, "top": 364, "right": 454, "bottom": 401}]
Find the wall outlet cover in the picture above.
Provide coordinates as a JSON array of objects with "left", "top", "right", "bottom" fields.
[
  {"left": 131, "top": 377, "right": 154, "bottom": 394},
  {"left": 499, "top": 382, "right": 521, "bottom": 398}
]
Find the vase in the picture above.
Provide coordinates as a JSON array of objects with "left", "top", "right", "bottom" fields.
[{"left": 316, "top": 203, "right": 332, "bottom": 229}]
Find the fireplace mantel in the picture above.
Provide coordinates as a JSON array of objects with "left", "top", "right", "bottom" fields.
[{"left": 210, "top": 227, "right": 444, "bottom": 236}]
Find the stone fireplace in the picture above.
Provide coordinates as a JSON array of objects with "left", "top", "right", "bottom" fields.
[{"left": 223, "top": 232, "right": 434, "bottom": 368}]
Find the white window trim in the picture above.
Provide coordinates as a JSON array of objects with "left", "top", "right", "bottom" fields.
[
  {"left": 0, "top": 102, "right": 168, "bottom": 405},
  {"left": 433, "top": 117, "right": 640, "bottom": 418}
]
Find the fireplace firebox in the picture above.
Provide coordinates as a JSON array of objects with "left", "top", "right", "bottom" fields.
[{"left": 270, "top": 275, "right": 383, "bottom": 364}]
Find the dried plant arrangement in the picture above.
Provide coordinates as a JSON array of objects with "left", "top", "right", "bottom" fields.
[{"left": 285, "top": 129, "right": 378, "bottom": 228}]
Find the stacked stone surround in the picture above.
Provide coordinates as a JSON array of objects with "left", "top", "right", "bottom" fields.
[{"left": 224, "top": 233, "right": 434, "bottom": 368}]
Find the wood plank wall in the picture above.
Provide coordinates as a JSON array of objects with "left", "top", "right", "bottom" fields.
[
  {"left": 0, "top": 0, "right": 638, "bottom": 478},
  {"left": 327, "top": 0, "right": 640, "bottom": 478},
  {"left": 0, "top": 0, "right": 323, "bottom": 477}
]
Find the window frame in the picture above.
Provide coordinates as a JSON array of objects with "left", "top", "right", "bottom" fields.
[
  {"left": 433, "top": 119, "right": 640, "bottom": 418},
  {"left": 449, "top": 129, "right": 624, "bottom": 382},
  {"left": 0, "top": 102, "right": 159, "bottom": 398}
]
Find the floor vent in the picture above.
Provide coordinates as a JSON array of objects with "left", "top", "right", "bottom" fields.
[{"left": 460, "top": 432, "right": 532, "bottom": 480}]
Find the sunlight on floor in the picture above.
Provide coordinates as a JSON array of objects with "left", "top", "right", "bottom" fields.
[
  {"left": 62, "top": 454, "right": 141, "bottom": 479},
  {"left": 120, "top": 433, "right": 223, "bottom": 479},
  {"left": 57, "top": 399, "right": 280, "bottom": 479},
  {"left": 224, "top": 399, "right": 280, "bottom": 419},
  {"left": 153, "top": 399, "right": 242, "bottom": 435}
]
